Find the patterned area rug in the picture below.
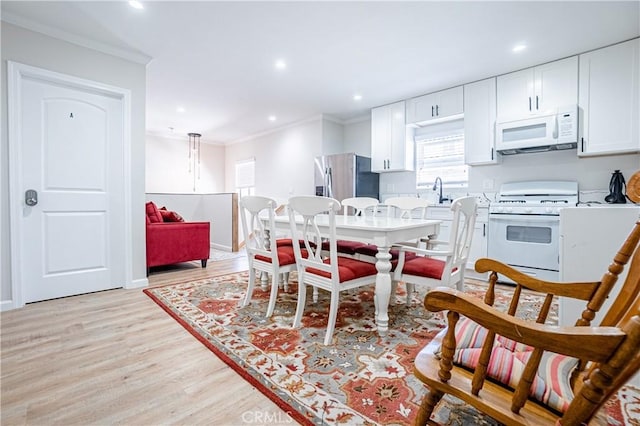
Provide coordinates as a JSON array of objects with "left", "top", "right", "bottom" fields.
[{"left": 143, "top": 272, "right": 639, "bottom": 425}]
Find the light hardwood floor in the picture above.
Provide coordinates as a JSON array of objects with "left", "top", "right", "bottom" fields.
[{"left": 1, "top": 256, "right": 294, "bottom": 425}]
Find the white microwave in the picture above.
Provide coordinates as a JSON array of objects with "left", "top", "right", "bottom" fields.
[{"left": 495, "top": 106, "right": 578, "bottom": 155}]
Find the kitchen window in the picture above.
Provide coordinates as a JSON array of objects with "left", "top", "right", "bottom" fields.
[{"left": 415, "top": 119, "right": 468, "bottom": 189}]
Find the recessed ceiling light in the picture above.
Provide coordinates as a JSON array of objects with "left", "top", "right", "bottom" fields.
[
  {"left": 268, "top": 115, "right": 277, "bottom": 122},
  {"left": 177, "top": 106, "right": 185, "bottom": 113},
  {"left": 274, "top": 60, "right": 287, "bottom": 70},
  {"left": 353, "top": 94, "right": 363, "bottom": 101},
  {"left": 129, "top": 1, "right": 144, "bottom": 10},
  {"left": 512, "top": 44, "right": 527, "bottom": 53}
]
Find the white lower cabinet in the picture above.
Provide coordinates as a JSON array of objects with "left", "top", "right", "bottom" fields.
[{"left": 426, "top": 205, "right": 488, "bottom": 279}]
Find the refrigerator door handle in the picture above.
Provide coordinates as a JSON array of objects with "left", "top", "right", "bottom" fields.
[{"left": 326, "top": 167, "right": 333, "bottom": 198}]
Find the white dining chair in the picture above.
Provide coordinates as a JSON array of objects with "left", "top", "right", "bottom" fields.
[
  {"left": 288, "top": 196, "right": 379, "bottom": 345},
  {"left": 239, "top": 195, "right": 299, "bottom": 317},
  {"left": 353, "top": 196, "right": 431, "bottom": 261},
  {"left": 394, "top": 196, "right": 478, "bottom": 304},
  {"left": 384, "top": 196, "right": 430, "bottom": 219},
  {"left": 321, "top": 197, "right": 380, "bottom": 259}
]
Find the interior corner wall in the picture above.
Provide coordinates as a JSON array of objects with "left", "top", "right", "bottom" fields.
[
  {"left": 225, "top": 118, "right": 323, "bottom": 203},
  {"left": 1, "top": 22, "right": 147, "bottom": 303},
  {"left": 343, "top": 118, "right": 372, "bottom": 157},
  {"left": 321, "top": 117, "right": 345, "bottom": 155},
  {"left": 146, "top": 134, "right": 225, "bottom": 193}
]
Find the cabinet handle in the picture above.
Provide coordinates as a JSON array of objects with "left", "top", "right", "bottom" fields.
[
  {"left": 491, "top": 148, "right": 494, "bottom": 161},
  {"left": 536, "top": 95, "right": 539, "bottom": 110},
  {"left": 436, "top": 104, "right": 439, "bottom": 116},
  {"left": 581, "top": 137, "right": 584, "bottom": 152},
  {"left": 528, "top": 97, "right": 532, "bottom": 111},
  {"left": 431, "top": 106, "right": 434, "bottom": 117},
  {"left": 483, "top": 223, "right": 486, "bottom": 237}
]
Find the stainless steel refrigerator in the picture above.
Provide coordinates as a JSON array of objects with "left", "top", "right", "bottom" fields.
[{"left": 314, "top": 153, "right": 379, "bottom": 212}]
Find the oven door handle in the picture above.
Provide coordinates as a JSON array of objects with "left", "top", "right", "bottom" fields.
[{"left": 489, "top": 214, "right": 559, "bottom": 223}]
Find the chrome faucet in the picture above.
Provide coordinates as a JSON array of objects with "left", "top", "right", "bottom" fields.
[{"left": 432, "top": 177, "right": 445, "bottom": 204}]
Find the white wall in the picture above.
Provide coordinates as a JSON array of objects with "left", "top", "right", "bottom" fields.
[
  {"left": 225, "top": 118, "right": 323, "bottom": 201},
  {"left": 321, "top": 117, "right": 344, "bottom": 155},
  {"left": 1, "top": 23, "right": 147, "bottom": 303},
  {"left": 146, "top": 134, "right": 225, "bottom": 193},
  {"left": 343, "top": 117, "right": 371, "bottom": 157}
]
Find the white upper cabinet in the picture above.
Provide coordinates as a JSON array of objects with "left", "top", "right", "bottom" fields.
[
  {"left": 406, "top": 86, "right": 463, "bottom": 124},
  {"left": 578, "top": 38, "right": 640, "bottom": 156},
  {"left": 497, "top": 56, "right": 578, "bottom": 119},
  {"left": 464, "top": 78, "right": 500, "bottom": 165},
  {"left": 370, "top": 101, "right": 414, "bottom": 172}
]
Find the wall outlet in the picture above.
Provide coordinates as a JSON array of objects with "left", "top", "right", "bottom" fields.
[{"left": 482, "top": 179, "right": 494, "bottom": 191}]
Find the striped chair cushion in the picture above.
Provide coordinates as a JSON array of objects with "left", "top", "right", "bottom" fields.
[{"left": 447, "top": 317, "right": 577, "bottom": 413}]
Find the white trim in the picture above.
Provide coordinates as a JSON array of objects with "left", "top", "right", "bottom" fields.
[
  {"left": 342, "top": 114, "right": 370, "bottom": 125},
  {"left": 0, "top": 300, "right": 17, "bottom": 312},
  {"left": 1, "top": 12, "right": 152, "bottom": 65},
  {"left": 212, "top": 243, "right": 233, "bottom": 251},
  {"left": 7, "top": 61, "right": 134, "bottom": 309},
  {"left": 129, "top": 278, "right": 149, "bottom": 289},
  {"left": 145, "top": 130, "right": 225, "bottom": 146},
  {"left": 227, "top": 114, "right": 325, "bottom": 145}
]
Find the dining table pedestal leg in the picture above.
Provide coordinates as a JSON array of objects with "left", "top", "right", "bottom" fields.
[{"left": 374, "top": 245, "right": 393, "bottom": 334}]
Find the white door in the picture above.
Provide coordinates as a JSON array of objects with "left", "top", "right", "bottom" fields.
[{"left": 19, "top": 74, "right": 125, "bottom": 303}]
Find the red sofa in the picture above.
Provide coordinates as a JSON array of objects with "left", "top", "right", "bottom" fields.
[{"left": 145, "top": 202, "right": 210, "bottom": 272}]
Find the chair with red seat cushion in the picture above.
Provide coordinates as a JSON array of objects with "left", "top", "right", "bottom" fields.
[
  {"left": 240, "top": 195, "right": 299, "bottom": 318},
  {"left": 288, "top": 196, "right": 379, "bottom": 345},
  {"left": 394, "top": 196, "right": 477, "bottom": 304},
  {"left": 319, "top": 197, "right": 380, "bottom": 258}
]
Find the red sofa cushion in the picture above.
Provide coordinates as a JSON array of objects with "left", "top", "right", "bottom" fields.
[{"left": 146, "top": 201, "right": 163, "bottom": 223}]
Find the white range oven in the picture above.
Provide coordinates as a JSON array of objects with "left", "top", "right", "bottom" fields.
[{"left": 488, "top": 181, "right": 578, "bottom": 283}]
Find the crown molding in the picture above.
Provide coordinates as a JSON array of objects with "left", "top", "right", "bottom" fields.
[
  {"left": 2, "top": 12, "right": 152, "bottom": 65},
  {"left": 227, "top": 114, "right": 325, "bottom": 146},
  {"left": 146, "top": 130, "right": 225, "bottom": 146}
]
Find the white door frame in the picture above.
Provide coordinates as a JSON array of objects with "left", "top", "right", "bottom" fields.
[{"left": 7, "top": 61, "right": 133, "bottom": 310}]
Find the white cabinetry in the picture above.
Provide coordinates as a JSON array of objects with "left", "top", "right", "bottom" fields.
[
  {"left": 371, "top": 101, "right": 414, "bottom": 172},
  {"left": 578, "top": 38, "right": 640, "bottom": 156},
  {"left": 406, "top": 86, "right": 463, "bottom": 124},
  {"left": 559, "top": 206, "right": 640, "bottom": 326},
  {"left": 464, "top": 78, "right": 500, "bottom": 165},
  {"left": 426, "top": 205, "right": 488, "bottom": 278},
  {"left": 497, "top": 56, "right": 578, "bottom": 119}
]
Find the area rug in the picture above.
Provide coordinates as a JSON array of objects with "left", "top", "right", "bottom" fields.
[{"left": 143, "top": 272, "right": 638, "bottom": 425}]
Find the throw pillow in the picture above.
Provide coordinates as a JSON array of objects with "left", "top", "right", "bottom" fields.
[
  {"left": 441, "top": 316, "right": 578, "bottom": 413},
  {"left": 160, "top": 209, "right": 185, "bottom": 222},
  {"left": 145, "top": 201, "right": 163, "bottom": 223}
]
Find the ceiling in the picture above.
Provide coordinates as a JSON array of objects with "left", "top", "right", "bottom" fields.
[{"left": 2, "top": 1, "right": 639, "bottom": 144}]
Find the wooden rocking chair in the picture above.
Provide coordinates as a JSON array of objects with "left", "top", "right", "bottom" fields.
[{"left": 414, "top": 219, "right": 640, "bottom": 425}]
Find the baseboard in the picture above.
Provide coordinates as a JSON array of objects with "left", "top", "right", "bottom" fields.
[
  {"left": 0, "top": 299, "right": 18, "bottom": 312},
  {"left": 127, "top": 277, "right": 149, "bottom": 289},
  {"left": 211, "top": 243, "right": 232, "bottom": 252}
]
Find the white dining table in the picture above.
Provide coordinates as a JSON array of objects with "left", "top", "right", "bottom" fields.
[{"left": 265, "top": 214, "right": 441, "bottom": 334}]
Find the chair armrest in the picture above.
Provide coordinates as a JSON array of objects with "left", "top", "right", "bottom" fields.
[
  {"left": 474, "top": 258, "right": 600, "bottom": 301},
  {"left": 425, "top": 287, "right": 625, "bottom": 362}
]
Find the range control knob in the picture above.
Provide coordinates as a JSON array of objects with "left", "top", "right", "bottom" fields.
[
  {"left": 525, "top": 207, "right": 533, "bottom": 213},
  {"left": 545, "top": 207, "right": 553, "bottom": 214},
  {"left": 506, "top": 207, "right": 513, "bottom": 213}
]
